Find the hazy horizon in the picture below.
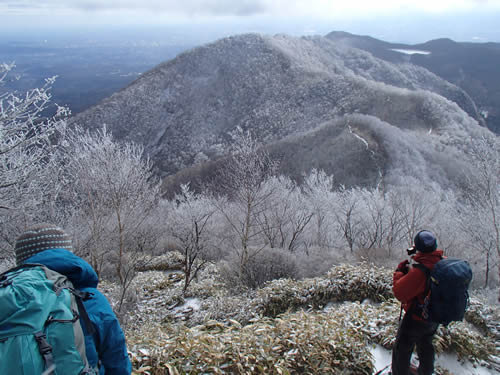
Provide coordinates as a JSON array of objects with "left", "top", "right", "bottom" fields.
[
  {"left": 1, "top": 0, "right": 500, "bottom": 45},
  {"left": 2, "top": 1, "right": 499, "bottom": 122}
]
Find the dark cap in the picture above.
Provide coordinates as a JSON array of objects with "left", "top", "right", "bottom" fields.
[{"left": 414, "top": 230, "right": 437, "bottom": 253}]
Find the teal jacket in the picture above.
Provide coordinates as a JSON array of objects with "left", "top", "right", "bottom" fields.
[{"left": 25, "top": 249, "right": 132, "bottom": 375}]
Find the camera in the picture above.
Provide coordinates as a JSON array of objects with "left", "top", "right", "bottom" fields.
[{"left": 406, "top": 246, "right": 416, "bottom": 256}]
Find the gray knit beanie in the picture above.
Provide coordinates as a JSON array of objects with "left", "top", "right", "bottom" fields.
[{"left": 15, "top": 223, "right": 73, "bottom": 265}]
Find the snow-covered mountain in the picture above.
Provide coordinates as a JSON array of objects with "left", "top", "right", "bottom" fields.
[
  {"left": 71, "top": 33, "right": 492, "bottom": 193},
  {"left": 326, "top": 31, "right": 500, "bottom": 135}
]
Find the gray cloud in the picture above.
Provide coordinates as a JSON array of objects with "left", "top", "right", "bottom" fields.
[
  {"left": 1, "top": 0, "right": 268, "bottom": 16},
  {"left": 2, "top": 0, "right": 499, "bottom": 19}
]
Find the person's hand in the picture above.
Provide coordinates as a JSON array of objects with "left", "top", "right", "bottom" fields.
[{"left": 396, "top": 260, "right": 409, "bottom": 274}]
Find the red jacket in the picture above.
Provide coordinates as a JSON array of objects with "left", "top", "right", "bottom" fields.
[{"left": 393, "top": 249, "right": 444, "bottom": 318}]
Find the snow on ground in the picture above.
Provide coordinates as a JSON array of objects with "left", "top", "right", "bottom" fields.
[
  {"left": 371, "top": 345, "right": 392, "bottom": 373},
  {"left": 172, "top": 297, "right": 201, "bottom": 313},
  {"left": 370, "top": 345, "right": 496, "bottom": 375},
  {"left": 437, "top": 353, "right": 495, "bottom": 375}
]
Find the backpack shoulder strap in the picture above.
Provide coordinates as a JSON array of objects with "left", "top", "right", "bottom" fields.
[
  {"left": 412, "top": 263, "right": 432, "bottom": 295},
  {"left": 413, "top": 256, "right": 445, "bottom": 298},
  {"left": 71, "top": 289, "right": 96, "bottom": 336},
  {"left": 413, "top": 263, "right": 430, "bottom": 276},
  {"left": 409, "top": 263, "right": 433, "bottom": 320}
]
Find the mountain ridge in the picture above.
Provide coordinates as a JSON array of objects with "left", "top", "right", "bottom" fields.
[
  {"left": 71, "top": 32, "right": 491, "bottom": 194},
  {"left": 326, "top": 31, "right": 500, "bottom": 134}
]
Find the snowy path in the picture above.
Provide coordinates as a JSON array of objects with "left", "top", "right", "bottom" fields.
[{"left": 371, "top": 345, "right": 495, "bottom": 375}]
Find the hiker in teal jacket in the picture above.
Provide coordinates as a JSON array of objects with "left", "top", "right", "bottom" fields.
[{"left": 15, "top": 223, "right": 132, "bottom": 375}]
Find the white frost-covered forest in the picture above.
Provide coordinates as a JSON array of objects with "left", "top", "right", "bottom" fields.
[{"left": 1, "top": 61, "right": 499, "bottom": 374}]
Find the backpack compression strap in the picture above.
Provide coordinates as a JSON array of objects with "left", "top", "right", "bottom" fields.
[{"left": 34, "top": 332, "right": 55, "bottom": 375}]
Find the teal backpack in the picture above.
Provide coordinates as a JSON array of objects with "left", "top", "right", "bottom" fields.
[{"left": 0, "top": 263, "right": 97, "bottom": 375}]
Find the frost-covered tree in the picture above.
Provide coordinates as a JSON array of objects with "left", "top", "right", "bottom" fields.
[
  {"left": 256, "top": 176, "right": 313, "bottom": 252},
  {"left": 355, "top": 188, "right": 406, "bottom": 257},
  {"left": 456, "top": 200, "right": 497, "bottom": 288},
  {"left": 331, "top": 186, "right": 364, "bottom": 253},
  {"left": 390, "top": 178, "right": 443, "bottom": 247},
  {"left": 0, "top": 63, "right": 68, "bottom": 258},
  {"left": 302, "top": 169, "right": 336, "bottom": 251},
  {"left": 62, "top": 127, "right": 161, "bottom": 306},
  {"left": 460, "top": 136, "right": 500, "bottom": 294},
  {"left": 167, "top": 183, "right": 217, "bottom": 294},
  {"left": 213, "top": 127, "right": 279, "bottom": 283}
]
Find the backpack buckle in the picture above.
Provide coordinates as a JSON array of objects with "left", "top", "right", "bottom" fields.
[
  {"left": 34, "top": 332, "right": 53, "bottom": 355},
  {"left": 34, "top": 332, "right": 55, "bottom": 374},
  {"left": 70, "top": 288, "right": 93, "bottom": 301}
]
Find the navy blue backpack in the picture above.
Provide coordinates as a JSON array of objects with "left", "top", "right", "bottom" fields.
[{"left": 414, "top": 258, "right": 473, "bottom": 326}]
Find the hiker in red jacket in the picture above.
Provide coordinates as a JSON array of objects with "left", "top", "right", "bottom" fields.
[{"left": 391, "top": 230, "right": 443, "bottom": 375}]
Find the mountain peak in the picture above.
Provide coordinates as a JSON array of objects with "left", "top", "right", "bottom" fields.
[
  {"left": 418, "top": 38, "right": 457, "bottom": 49},
  {"left": 71, "top": 32, "right": 486, "bottom": 194}
]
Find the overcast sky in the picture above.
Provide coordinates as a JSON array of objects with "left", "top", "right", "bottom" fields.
[
  {"left": 2, "top": 0, "right": 498, "bottom": 17},
  {"left": 2, "top": 0, "right": 500, "bottom": 43}
]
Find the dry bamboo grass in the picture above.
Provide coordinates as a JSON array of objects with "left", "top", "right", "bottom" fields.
[
  {"left": 122, "top": 262, "right": 499, "bottom": 374},
  {"left": 128, "top": 309, "right": 374, "bottom": 374}
]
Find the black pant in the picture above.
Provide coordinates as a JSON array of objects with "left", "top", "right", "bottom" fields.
[{"left": 391, "top": 311, "right": 439, "bottom": 375}]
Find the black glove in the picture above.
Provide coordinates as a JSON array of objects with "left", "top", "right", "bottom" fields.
[{"left": 396, "top": 260, "right": 409, "bottom": 274}]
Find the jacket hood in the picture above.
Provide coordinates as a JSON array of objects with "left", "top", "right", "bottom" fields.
[
  {"left": 24, "top": 248, "right": 99, "bottom": 289},
  {"left": 412, "top": 249, "right": 444, "bottom": 268}
]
